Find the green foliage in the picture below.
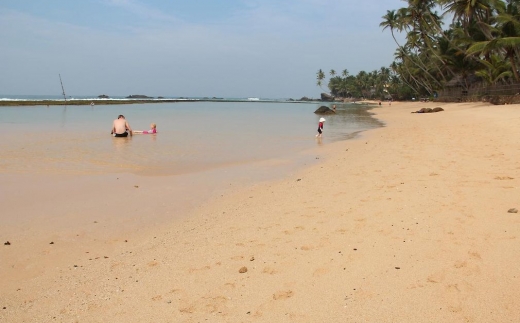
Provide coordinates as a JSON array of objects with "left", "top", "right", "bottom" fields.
[
  {"left": 379, "top": 0, "right": 520, "bottom": 94},
  {"left": 317, "top": 0, "right": 520, "bottom": 100}
]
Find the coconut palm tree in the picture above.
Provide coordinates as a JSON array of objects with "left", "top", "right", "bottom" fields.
[
  {"left": 316, "top": 69, "right": 326, "bottom": 91},
  {"left": 475, "top": 53, "right": 513, "bottom": 83},
  {"left": 466, "top": 0, "right": 520, "bottom": 80}
]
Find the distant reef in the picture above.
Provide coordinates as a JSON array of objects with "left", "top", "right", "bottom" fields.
[
  {"left": 98, "top": 94, "right": 109, "bottom": 98},
  {"left": 126, "top": 94, "right": 153, "bottom": 99}
]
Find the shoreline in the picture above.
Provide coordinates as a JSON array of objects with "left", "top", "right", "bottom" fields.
[
  {"left": 0, "top": 98, "right": 330, "bottom": 106},
  {"left": 2, "top": 101, "right": 520, "bottom": 322}
]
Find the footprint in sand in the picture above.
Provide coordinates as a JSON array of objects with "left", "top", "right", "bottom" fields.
[
  {"left": 262, "top": 267, "right": 278, "bottom": 275},
  {"left": 188, "top": 265, "right": 211, "bottom": 273},
  {"left": 313, "top": 267, "right": 330, "bottom": 277},
  {"left": 494, "top": 176, "right": 514, "bottom": 180},
  {"left": 273, "top": 290, "right": 294, "bottom": 300}
]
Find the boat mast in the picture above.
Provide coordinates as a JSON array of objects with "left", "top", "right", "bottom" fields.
[{"left": 59, "top": 74, "right": 67, "bottom": 102}]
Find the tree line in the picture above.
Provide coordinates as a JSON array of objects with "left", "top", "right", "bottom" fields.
[{"left": 318, "top": 0, "right": 520, "bottom": 101}]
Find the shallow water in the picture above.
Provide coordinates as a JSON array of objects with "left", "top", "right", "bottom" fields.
[{"left": 0, "top": 101, "right": 383, "bottom": 176}]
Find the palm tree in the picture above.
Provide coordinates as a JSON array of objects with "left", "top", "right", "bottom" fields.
[
  {"left": 380, "top": 10, "right": 404, "bottom": 47},
  {"left": 466, "top": 0, "right": 520, "bottom": 81},
  {"left": 474, "top": 53, "right": 513, "bottom": 83},
  {"left": 440, "top": 0, "right": 497, "bottom": 33},
  {"left": 316, "top": 69, "right": 326, "bottom": 91}
]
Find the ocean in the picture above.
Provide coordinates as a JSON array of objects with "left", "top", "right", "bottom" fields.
[{"left": 0, "top": 100, "right": 383, "bottom": 177}]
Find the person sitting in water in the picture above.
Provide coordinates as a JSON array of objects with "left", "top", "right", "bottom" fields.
[
  {"left": 111, "top": 114, "right": 132, "bottom": 137},
  {"left": 133, "top": 123, "right": 157, "bottom": 134}
]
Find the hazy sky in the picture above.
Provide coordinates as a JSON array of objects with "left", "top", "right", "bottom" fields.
[{"left": 0, "top": 0, "right": 405, "bottom": 98}]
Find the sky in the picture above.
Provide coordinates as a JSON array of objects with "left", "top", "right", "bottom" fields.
[{"left": 0, "top": 0, "right": 406, "bottom": 99}]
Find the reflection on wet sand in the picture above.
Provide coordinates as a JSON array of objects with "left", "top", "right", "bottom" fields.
[
  {"left": 111, "top": 136, "right": 132, "bottom": 152},
  {"left": 60, "top": 106, "right": 67, "bottom": 128}
]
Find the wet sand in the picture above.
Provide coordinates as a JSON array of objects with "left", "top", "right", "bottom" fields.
[{"left": 1, "top": 101, "right": 520, "bottom": 322}]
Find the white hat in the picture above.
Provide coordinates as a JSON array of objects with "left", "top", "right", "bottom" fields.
[{"left": 319, "top": 117, "right": 326, "bottom": 122}]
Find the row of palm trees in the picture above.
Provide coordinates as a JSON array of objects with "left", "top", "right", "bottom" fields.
[
  {"left": 318, "top": 0, "right": 520, "bottom": 100},
  {"left": 316, "top": 67, "right": 409, "bottom": 100},
  {"left": 383, "top": 0, "right": 520, "bottom": 97}
]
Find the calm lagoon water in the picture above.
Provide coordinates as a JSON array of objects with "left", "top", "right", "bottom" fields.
[{"left": 0, "top": 101, "right": 383, "bottom": 176}]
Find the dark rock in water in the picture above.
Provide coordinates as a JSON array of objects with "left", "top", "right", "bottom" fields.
[
  {"left": 98, "top": 94, "right": 109, "bottom": 99},
  {"left": 126, "top": 94, "right": 152, "bottom": 99},
  {"left": 314, "top": 105, "right": 336, "bottom": 115},
  {"left": 321, "top": 93, "right": 334, "bottom": 102}
]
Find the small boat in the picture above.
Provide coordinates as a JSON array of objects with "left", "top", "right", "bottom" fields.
[{"left": 247, "top": 97, "right": 260, "bottom": 101}]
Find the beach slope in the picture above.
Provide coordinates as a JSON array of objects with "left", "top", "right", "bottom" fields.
[{"left": 1, "top": 101, "right": 519, "bottom": 322}]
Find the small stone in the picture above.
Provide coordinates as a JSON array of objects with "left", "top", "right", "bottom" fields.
[
  {"left": 395, "top": 267, "right": 400, "bottom": 270},
  {"left": 49, "top": 242, "right": 54, "bottom": 244},
  {"left": 134, "top": 185, "right": 139, "bottom": 188},
  {"left": 250, "top": 256, "right": 255, "bottom": 261},
  {"left": 4, "top": 241, "right": 10, "bottom": 245},
  {"left": 239, "top": 266, "right": 248, "bottom": 273},
  {"left": 507, "top": 208, "right": 518, "bottom": 213}
]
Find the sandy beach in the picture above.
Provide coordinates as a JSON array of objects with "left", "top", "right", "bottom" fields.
[{"left": 1, "top": 100, "right": 520, "bottom": 322}]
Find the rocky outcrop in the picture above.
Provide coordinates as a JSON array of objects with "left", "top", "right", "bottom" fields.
[
  {"left": 411, "top": 107, "right": 444, "bottom": 113},
  {"left": 320, "top": 93, "right": 334, "bottom": 102},
  {"left": 98, "top": 94, "right": 109, "bottom": 98},
  {"left": 314, "top": 105, "right": 336, "bottom": 115}
]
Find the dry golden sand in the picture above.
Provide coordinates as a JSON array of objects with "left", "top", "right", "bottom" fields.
[{"left": 1, "top": 101, "right": 520, "bottom": 322}]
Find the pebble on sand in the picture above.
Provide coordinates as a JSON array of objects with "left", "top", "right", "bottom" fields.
[
  {"left": 507, "top": 208, "right": 518, "bottom": 213},
  {"left": 239, "top": 266, "right": 248, "bottom": 273},
  {"left": 4, "top": 241, "right": 10, "bottom": 245}
]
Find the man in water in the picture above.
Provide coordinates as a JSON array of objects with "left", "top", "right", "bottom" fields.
[{"left": 111, "top": 114, "right": 133, "bottom": 137}]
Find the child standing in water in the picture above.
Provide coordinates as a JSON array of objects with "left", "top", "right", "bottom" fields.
[
  {"left": 133, "top": 123, "right": 157, "bottom": 134},
  {"left": 316, "top": 118, "right": 325, "bottom": 137}
]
